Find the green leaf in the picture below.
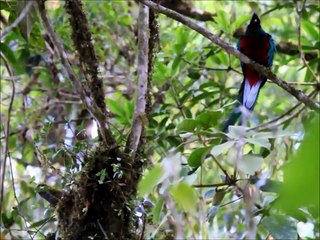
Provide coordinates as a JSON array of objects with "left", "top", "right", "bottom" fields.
[
  {"left": 195, "top": 110, "right": 222, "bottom": 130},
  {"left": 207, "top": 205, "right": 220, "bottom": 221},
  {"left": 215, "top": 10, "right": 229, "bottom": 32},
  {"left": 188, "top": 70, "right": 201, "bottom": 80},
  {"left": 176, "top": 118, "right": 197, "bottom": 133},
  {"left": 212, "top": 189, "right": 226, "bottom": 206},
  {"left": 238, "top": 154, "right": 264, "bottom": 175},
  {"left": 0, "top": 0, "right": 16, "bottom": 10},
  {"left": 302, "top": 19, "right": 318, "bottom": 41},
  {"left": 106, "top": 96, "right": 132, "bottom": 125},
  {"left": 245, "top": 137, "right": 271, "bottom": 150},
  {"left": 118, "top": 14, "right": 132, "bottom": 26},
  {"left": 187, "top": 147, "right": 211, "bottom": 168},
  {"left": 170, "top": 182, "right": 198, "bottom": 214},
  {"left": 139, "top": 165, "right": 164, "bottom": 196},
  {"left": 276, "top": 116, "right": 319, "bottom": 216},
  {"left": 22, "top": 142, "right": 35, "bottom": 164},
  {"left": 233, "top": 14, "right": 251, "bottom": 29},
  {"left": 29, "top": 217, "right": 55, "bottom": 229},
  {"left": 211, "top": 141, "right": 235, "bottom": 157},
  {"left": 16, "top": 0, "right": 36, "bottom": 41},
  {"left": 0, "top": 42, "right": 17, "bottom": 66},
  {"left": 176, "top": 26, "right": 189, "bottom": 48},
  {"left": 261, "top": 214, "right": 297, "bottom": 239},
  {"left": 227, "top": 126, "right": 248, "bottom": 139},
  {"left": 152, "top": 197, "right": 164, "bottom": 224}
]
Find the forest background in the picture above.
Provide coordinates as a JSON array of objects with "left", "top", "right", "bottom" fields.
[{"left": 0, "top": 0, "right": 319, "bottom": 239}]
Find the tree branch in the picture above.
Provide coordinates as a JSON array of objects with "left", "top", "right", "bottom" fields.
[
  {"left": 37, "top": 1, "right": 117, "bottom": 147},
  {"left": 126, "top": 3, "right": 149, "bottom": 156},
  {"left": 138, "top": 0, "right": 319, "bottom": 111},
  {"left": 0, "top": 0, "right": 34, "bottom": 40},
  {"left": 249, "top": 90, "right": 317, "bottom": 131},
  {"left": 160, "top": 0, "right": 215, "bottom": 22}
]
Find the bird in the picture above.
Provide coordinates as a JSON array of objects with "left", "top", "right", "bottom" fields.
[{"left": 222, "top": 13, "right": 276, "bottom": 132}]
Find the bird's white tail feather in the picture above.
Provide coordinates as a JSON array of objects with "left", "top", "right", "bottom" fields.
[{"left": 243, "top": 79, "right": 262, "bottom": 109}]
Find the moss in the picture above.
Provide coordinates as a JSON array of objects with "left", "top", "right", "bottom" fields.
[
  {"left": 56, "top": 143, "right": 142, "bottom": 239},
  {"left": 64, "top": 0, "right": 106, "bottom": 112}
]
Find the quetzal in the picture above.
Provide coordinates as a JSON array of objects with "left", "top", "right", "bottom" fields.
[{"left": 223, "top": 13, "right": 276, "bottom": 132}]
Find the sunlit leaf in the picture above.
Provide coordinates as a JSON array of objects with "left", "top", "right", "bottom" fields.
[
  {"left": 139, "top": 165, "right": 164, "bottom": 196},
  {"left": 227, "top": 126, "right": 248, "bottom": 139},
  {"left": 170, "top": 182, "right": 198, "bottom": 214},
  {"left": 302, "top": 19, "right": 318, "bottom": 41},
  {"left": 211, "top": 140, "right": 235, "bottom": 157},
  {"left": 238, "top": 154, "right": 264, "bottom": 175},
  {"left": 152, "top": 198, "right": 164, "bottom": 224},
  {"left": 176, "top": 118, "right": 197, "bottom": 133},
  {"left": 276, "top": 116, "right": 319, "bottom": 216}
]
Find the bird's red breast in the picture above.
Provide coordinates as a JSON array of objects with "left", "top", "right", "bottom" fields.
[{"left": 240, "top": 36, "right": 270, "bottom": 86}]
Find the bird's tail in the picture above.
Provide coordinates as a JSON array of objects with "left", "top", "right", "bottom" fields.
[{"left": 222, "top": 107, "right": 241, "bottom": 133}]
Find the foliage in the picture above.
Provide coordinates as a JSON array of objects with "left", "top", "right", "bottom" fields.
[{"left": 0, "top": 1, "right": 319, "bottom": 239}]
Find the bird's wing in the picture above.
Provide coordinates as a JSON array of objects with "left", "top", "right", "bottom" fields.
[{"left": 267, "top": 35, "right": 276, "bottom": 67}]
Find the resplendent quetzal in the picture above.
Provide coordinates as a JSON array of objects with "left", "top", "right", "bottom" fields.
[{"left": 222, "top": 13, "right": 276, "bottom": 132}]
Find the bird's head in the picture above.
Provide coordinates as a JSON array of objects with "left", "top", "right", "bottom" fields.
[{"left": 245, "top": 13, "right": 263, "bottom": 35}]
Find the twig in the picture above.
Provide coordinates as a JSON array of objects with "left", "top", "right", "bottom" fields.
[
  {"left": 296, "top": 0, "right": 319, "bottom": 83},
  {"left": 249, "top": 90, "right": 317, "bottom": 131},
  {"left": 161, "top": 0, "right": 215, "bottom": 22},
  {"left": 0, "top": 52, "right": 15, "bottom": 218},
  {"left": 193, "top": 182, "right": 233, "bottom": 188},
  {"left": 282, "top": 81, "right": 320, "bottom": 87},
  {"left": 139, "top": 212, "right": 146, "bottom": 240},
  {"left": 220, "top": 196, "right": 243, "bottom": 208},
  {"left": 126, "top": 3, "right": 149, "bottom": 156},
  {"left": 138, "top": 0, "right": 319, "bottom": 111},
  {"left": 31, "top": 214, "right": 56, "bottom": 239},
  {"left": 8, "top": 152, "right": 34, "bottom": 239},
  {"left": 0, "top": 53, "right": 33, "bottom": 239},
  {"left": 162, "top": 191, "right": 183, "bottom": 239},
  {"left": 0, "top": 0, "right": 34, "bottom": 40},
  {"left": 37, "top": 1, "right": 116, "bottom": 146},
  {"left": 208, "top": 153, "right": 231, "bottom": 180},
  {"left": 97, "top": 219, "right": 108, "bottom": 239}
]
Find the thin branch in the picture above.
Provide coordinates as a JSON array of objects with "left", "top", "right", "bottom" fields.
[
  {"left": 249, "top": 90, "right": 317, "bottom": 131},
  {"left": 37, "top": 1, "right": 116, "bottom": 147},
  {"left": 8, "top": 151, "right": 34, "bottom": 240},
  {"left": 126, "top": 3, "right": 149, "bottom": 156},
  {"left": 139, "top": 212, "right": 147, "bottom": 240},
  {"left": 193, "top": 182, "right": 233, "bottom": 188},
  {"left": 161, "top": 0, "right": 215, "bottom": 22},
  {"left": 0, "top": 52, "right": 15, "bottom": 218},
  {"left": 208, "top": 153, "right": 231, "bottom": 180},
  {"left": 296, "top": 1, "right": 319, "bottom": 82},
  {"left": 220, "top": 196, "right": 243, "bottom": 208},
  {"left": 138, "top": 0, "right": 319, "bottom": 111},
  {"left": 97, "top": 219, "right": 108, "bottom": 239},
  {"left": 0, "top": 0, "right": 34, "bottom": 40},
  {"left": 282, "top": 81, "right": 320, "bottom": 87}
]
